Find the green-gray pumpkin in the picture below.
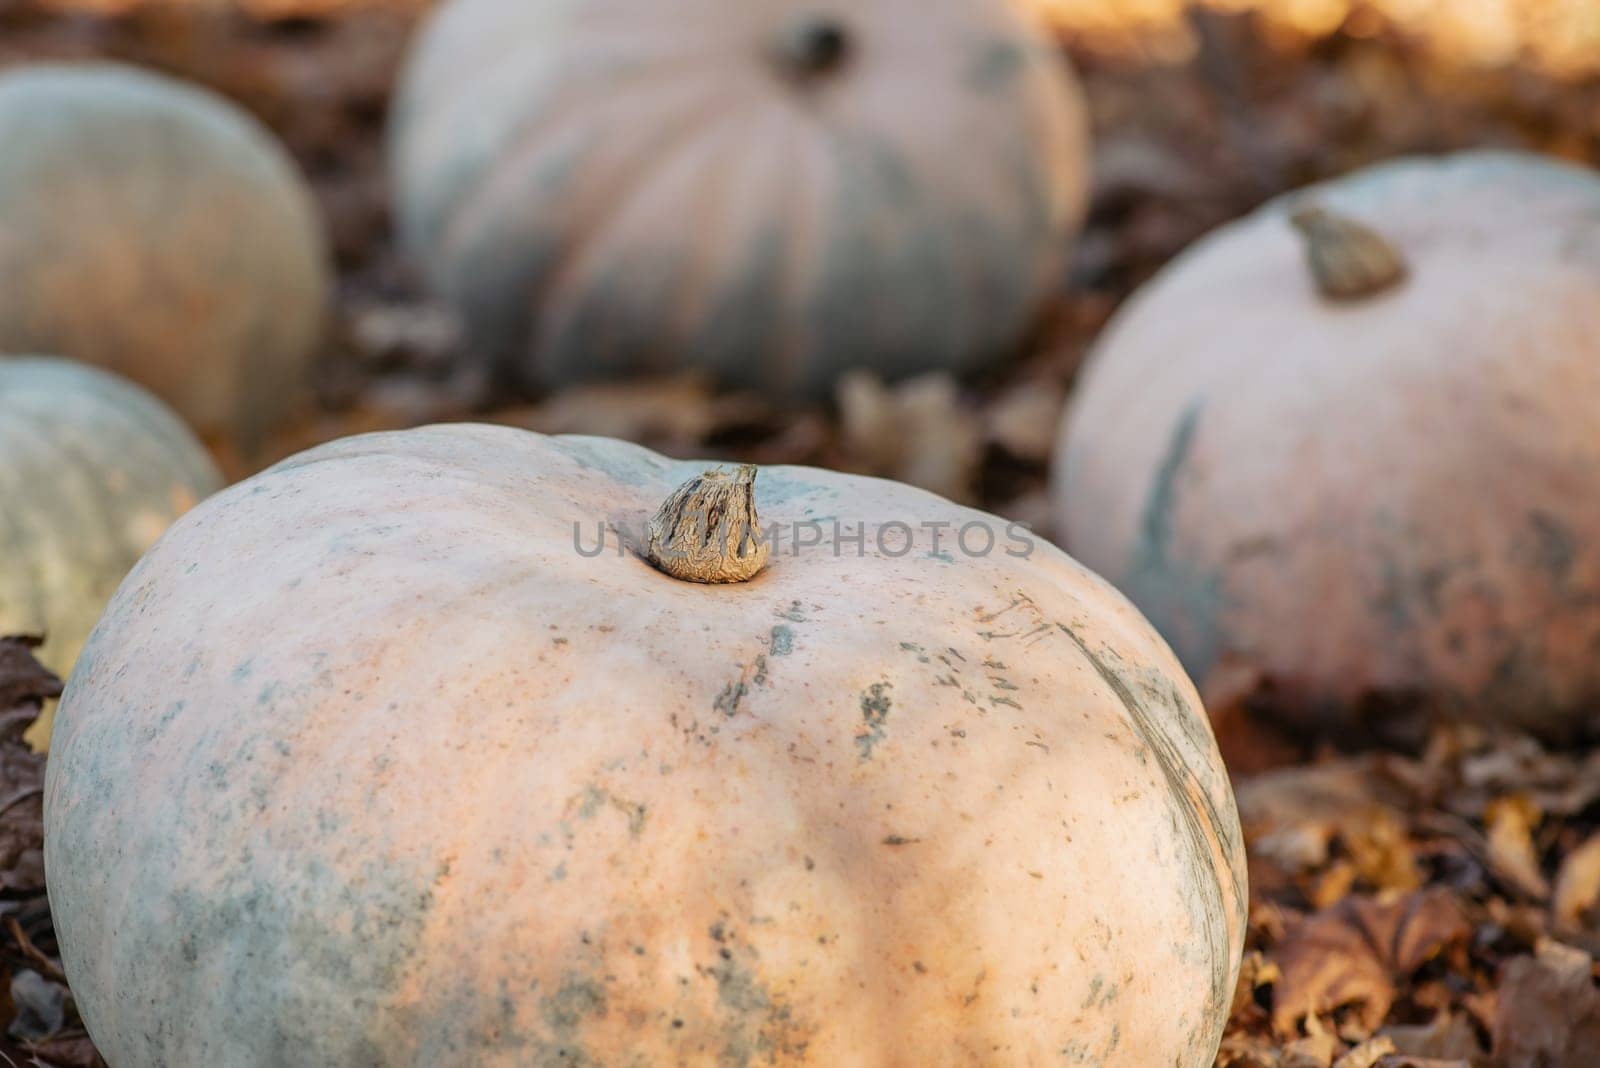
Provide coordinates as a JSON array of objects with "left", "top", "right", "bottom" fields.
[
  {"left": 0, "top": 357, "right": 222, "bottom": 744},
  {"left": 0, "top": 63, "right": 330, "bottom": 447},
  {"left": 390, "top": 0, "right": 1091, "bottom": 395}
]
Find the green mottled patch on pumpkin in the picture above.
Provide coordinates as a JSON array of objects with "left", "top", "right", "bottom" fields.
[
  {"left": 968, "top": 39, "right": 1026, "bottom": 91},
  {"left": 1125, "top": 403, "right": 1228, "bottom": 680},
  {"left": 701, "top": 922, "right": 811, "bottom": 1066},
  {"left": 854, "top": 681, "right": 893, "bottom": 760},
  {"left": 563, "top": 783, "right": 648, "bottom": 839},
  {"left": 541, "top": 975, "right": 607, "bottom": 1036}
]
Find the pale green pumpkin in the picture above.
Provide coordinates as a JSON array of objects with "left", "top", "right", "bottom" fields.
[
  {"left": 0, "top": 63, "right": 330, "bottom": 447},
  {"left": 0, "top": 357, "right": 222, "bottom": 744}
]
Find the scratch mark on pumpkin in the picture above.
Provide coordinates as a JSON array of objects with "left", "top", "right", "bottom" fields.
[
  {"left": 976, "top": 596, "right": 1029, "bottom": 623},
  {"left": 562, "top": 784, "right": 648, "bottom": 838},
  {"left": 1053, "top": 621, "right": 1243, "bottom": 1027},
  {"left": 715, "top": 654, "right": 770, "bottom": 717}
]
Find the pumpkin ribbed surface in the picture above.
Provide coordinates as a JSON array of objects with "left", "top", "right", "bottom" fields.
[
  {"left": 391, "top": 0, "right": 1091, "bottom": 394},
  {"left": 0, "top": 357, "right": 221, "bottom": 742}
]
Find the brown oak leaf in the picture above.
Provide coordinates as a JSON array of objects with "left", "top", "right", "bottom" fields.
[{"left": 1272, "top": 889, "right": 1471, "bottom": 1037}]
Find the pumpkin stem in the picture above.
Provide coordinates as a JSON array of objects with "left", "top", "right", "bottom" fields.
[
  {"left": 645, "top": 465, "right": 771, "bottom": 584},
  {"left": 1288, "top": 204, "right": 1408, "bottom": 302},
  {"left": 772, "top": 14, "right": 851, "bottom": 80}
]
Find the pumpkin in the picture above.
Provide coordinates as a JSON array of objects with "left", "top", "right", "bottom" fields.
[
  {"left": 389, "top": 0, "right": 1091, "bottom": 396},
  {"left": 46, "top": 426, "right": 1244, "bottom": 1066},
  {"left": 0, "top": 63, "right": 330, "bottom": 448},
  {"left": 0, "top": 356, "right": 222, "bottom": 747},
  {"left": 1053, "top": 151, "right": 1600, "bottom": 743}
]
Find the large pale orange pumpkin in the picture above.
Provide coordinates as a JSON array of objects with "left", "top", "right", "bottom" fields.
[
  {"left": 46, "top": 427, "right": 1243, "bottom": 1066},
  {"left": 390, "top": 0, "right": 1091, "bottom": 395},
  {"left": 1054, "top": 151, "right": 1600, "bottom": 742},
  {"left": 0, "top": 63, "right": 330, "bottom": 446}
]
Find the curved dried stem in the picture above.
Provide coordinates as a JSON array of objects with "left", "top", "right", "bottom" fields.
[{"left": 1289, "top": 204, "right": 1408, "bottom": 302}]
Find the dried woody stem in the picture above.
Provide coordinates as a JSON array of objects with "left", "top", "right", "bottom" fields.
[
  {"left": 771, "top": 14, "right": 851, "bottom": 80},
  {"left": 1289, "top": 203, "right": 1408, "bottom": 302},
  {"left": 645, "top": 465, "right": 771, "bottom": 584}
]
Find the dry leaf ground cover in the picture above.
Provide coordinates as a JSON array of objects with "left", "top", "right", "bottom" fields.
[{"left": 3, "top": 2, "right": 1600, "bottom": 1064}]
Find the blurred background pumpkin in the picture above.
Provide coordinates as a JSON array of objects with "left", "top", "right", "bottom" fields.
[
  {"left": 0, "top": 356, "right": 222, "bottom": 748},
  {"left": 389, "top": 0, "right": 1092, "bottom": 397},
  {"left": 0, "top": 63, "right": 331, "bottom": 452},
  {"left": 1054, "top": 151, "right": 1600, "bottom": 745}
]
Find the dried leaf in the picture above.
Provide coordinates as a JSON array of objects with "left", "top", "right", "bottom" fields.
[
  {"left": 1552, "top": 834, "right": 1600, "bottom": 931},
  {"left": 26, "top": 1033, "right": 106, "bottom": 1068},
  {"left": 0, "top": 641, "right": 87, "bottom": 1064},
  {"left": 1332, "top": 1036, "right": 1395, "bottom": 1068},
  {"left": 7, "top": 970, "right": 62, "bottom": 1042},
  {"left": 837, "top": 371, "right": 981, "bottom": 504},
  {"left": 513, "top": 373, "right": 746, "bottom": 449},
  {"left": 0, "top": 640, "right": 60, "bottom": 721},
  {"left": 0, "top": 641, "right": 54, "bottom": 896},
  {"left": 1452, "top": 736, "right": 1600, "bottom": 821},
  {"left": 1272, "top": 890, "right": 1471, "bottom": 1038},
  {"left": 981, "top": 381, "right": 1065, "bottom": 463},
  {"left": 1237, "top": 759, "right": 1411, "bottom": 842},
  {"left": 1254, "top": 821, "right": 1336, "bottom": 876},
  {"left": 1218, "top": 1033, "right": 1283, "bottom": 1068},
  {"left": 1379, "top": 1011, "right": 1485, "bottom": 1061},
  {"left": 1492, "top": 939, "right": 1600, "bottom": 1068},
  {"left": 1282, "top": 1032, "right": 1339, "bottom": 1067},
  {"left": 1344, "top": 812, "right": 1424, "bottom": 895},
  {"left": 1484, "top": 796, "right": 1550, "bottom": 901},
  {"left": 1234, "top": 950, "right": 1284, "bottom": 1018},
  {"left": 1308, "top": 861, "right": 1359, "bottom": 910}
]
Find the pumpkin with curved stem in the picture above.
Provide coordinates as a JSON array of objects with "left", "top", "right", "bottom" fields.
[
  {"left": 47, "top": 427, "right": 1243, "bottom": 1066},
  {"left": 0, "top": 63, "right": 330, "bottom": 447},
  {"left": 0, "top": 356, "right": 222, "bottom": 746},
  {"left": 390, "top": 0, "right": 1091, "bottom": 395},
  {"left": 1054, "top": 151, "right": 1600, "bottom": 742}
]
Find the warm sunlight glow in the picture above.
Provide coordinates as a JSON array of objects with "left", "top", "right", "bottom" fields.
[{"left": 1024, "top": 0, "right": 1600, "bottom": 74}]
